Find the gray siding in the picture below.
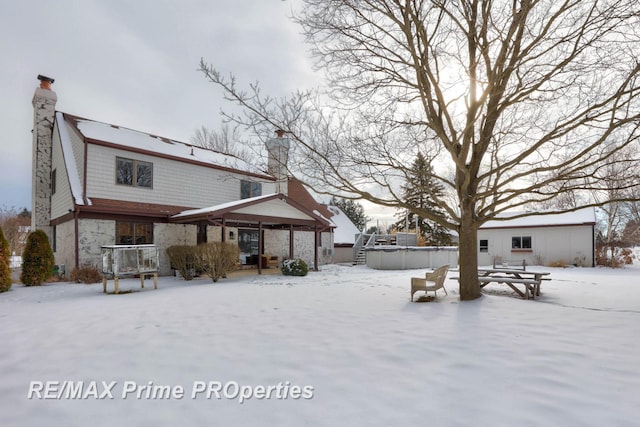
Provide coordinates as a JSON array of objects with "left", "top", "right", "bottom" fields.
[
  {"left": 85, "top": 144, "right": 276, "bottom": 207},
  {"left": 478, "top": 224, "right": 594, "bottom": 267}
]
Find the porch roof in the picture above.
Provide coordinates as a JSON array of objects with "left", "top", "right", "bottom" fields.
[{"left": 170, "top": 193, "right": 334, "bottom": 230}]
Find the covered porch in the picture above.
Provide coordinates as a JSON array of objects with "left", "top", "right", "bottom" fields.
[{"left": 170, "top": 193, "right": 334, "bottom": 274}]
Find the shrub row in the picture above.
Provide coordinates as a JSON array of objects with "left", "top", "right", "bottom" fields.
[{"left": 166, "top": 242, "right": 239, "bottom": 283}]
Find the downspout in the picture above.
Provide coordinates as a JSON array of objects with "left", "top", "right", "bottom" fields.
[
  {"left": 74, "top": 207, "right": 80, "bottom": 270},
  {"left": 314, "top": 226, "right": 319, "bottom": 271},
  {"left": 592, "top": 224, "right": 596, "bottom": 267},
  {"left": 258, "top": 221, "right": 263, "bottom": 275},
  {"left": 83, "top": 137, "right": 88, "bottom": 205},
  {"left": 289, "top": 224, "right": 294, "bottom": 259},
  {"left": 79, "top": 128, "right": 88, "bottom": 270}
]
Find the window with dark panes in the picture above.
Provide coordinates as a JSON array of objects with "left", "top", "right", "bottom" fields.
[
  {"left": 197, "top": 222, "right": 208, "bottom": 245},
  {"left": 479, "top": 239, "right": 488, "bottom": 253},
  {"left": 241, "top": 180, "right": 262, "bottom": 199},
  {"left": 511, "top": 236, "right": 532, "bottom": 249},
  {"left": 238, "top": 229, "right": 259, "bottom": 254},
  {"left": 136, "top": 161, "right": 153, "bottom": 188},
  {"left": 116, "top": 158, "right": 133, "bottom": 185},
  {"left": 116, "top": 157, "right": 152, "bottom": 188},
  {"left": 116, "top": 222, "right": 153, "bottom": 245}
]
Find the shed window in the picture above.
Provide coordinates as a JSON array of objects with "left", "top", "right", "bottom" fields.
[
  {"left": 512, "top": 236, "right": 532, "bottom": 250},
  {"left": 479, "top": 239, "right": 488, "bottom": 253}
]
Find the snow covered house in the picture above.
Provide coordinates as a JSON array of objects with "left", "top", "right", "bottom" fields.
[
  {"left": 30, "top": 75, "right": 347, "bottom": 275},
  {"left": 477, "top": 208, "right": 597, "bottom": 267},
  {"left": 321, "top": 205, "right": 360, "bottom": 264}
]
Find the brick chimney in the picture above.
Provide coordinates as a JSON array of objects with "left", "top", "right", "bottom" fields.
[
  {"left": 265, "top": 129, "right": 291, "bottom": 195},
  {"left": 32, "top": 75, "right": 57, "bottom": 240}
]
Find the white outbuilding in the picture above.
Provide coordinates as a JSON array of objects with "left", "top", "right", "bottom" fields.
[{"left": 478, "top": 208, "right": 596, "bottom": 267}]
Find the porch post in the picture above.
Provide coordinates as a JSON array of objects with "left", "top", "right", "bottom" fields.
[
  {"left": 258, "top": 221, "right": 263, "bottom": 275},
  {"left": 221, "top": 218, "right": 226, "bottom": 242},
  {"left": 289, "top": 224, "right": 294, "bottom": 259},
  {"left": 314, "top": 226, "right": 319, "bottom": 272}
]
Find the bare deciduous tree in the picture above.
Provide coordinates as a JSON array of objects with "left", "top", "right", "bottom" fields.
[
  {"left": 0, "top": 206, "right": 30, "bottom": 257},
  {"left": 191, "top": 124, "right": 257, "bottom": 165},
  {"left": 200, "top": 0, "right": 640, "bottom": 300},
  {"left": 592, "top": 146, "right": 640, "bottom": 264},
  {"left": 622, "top": 190, "right": 640, "bottom": 245}
]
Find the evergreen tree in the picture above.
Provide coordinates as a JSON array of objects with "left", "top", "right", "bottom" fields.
[
  {"left": 0, "top": 226, "right": 12, "bottom": 292},
  {"left": 20, "top": 230, "right": 54, "bottom": 286},
  {"left": 330, "top": 197, "right": 370, "bottom": 231},
  {"left": 395, "top": 153, "right": 453, "bottom": 246}
]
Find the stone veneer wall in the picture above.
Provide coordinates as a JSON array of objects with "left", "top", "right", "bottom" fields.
[
  {"left": 206, "top": 226, "right": 240, "bottom": 246},
  {"left": 320, "top": 232, "right": 332, "bottom": 266},
  {"left": 77, "top": 219, "right": 115, "bottom": 270},
  {"left": 206, "top": 226, "right": 222, "bottom": 243},
  {"left": 263, "top": 229, "right": 333, "bottom": 268},
  {"left": 74, "top": 220, "right": 197, "bottom": 276},
  {"left": 293, "top": 231, "right": 333, "bottom": 268},
  {"left": 72, "top": 220, "right": 331, "bottom": 275},
  {"left": 293, "top": 231, "right": 316, "bottom": 268},
  {"left": 264, "top": 230, "right": 290, "bottom": 263},
  {"left": 154, "top": 223, "right": 197, "bottom": 275},
  {"left": 53, "top": 220, "right": 76, "bottom": 273},
  {"left": 31, "top": 86, "right": 57, "bottom": 242}
]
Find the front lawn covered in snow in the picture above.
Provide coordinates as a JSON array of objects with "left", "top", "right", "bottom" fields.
[{"left": 1, "top": 264, "right": 638, "bottom": 426}]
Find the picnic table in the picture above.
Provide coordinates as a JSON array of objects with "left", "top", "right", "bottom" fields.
[{"left": 451, "top": 268, "right": 551, "bottom": 300}]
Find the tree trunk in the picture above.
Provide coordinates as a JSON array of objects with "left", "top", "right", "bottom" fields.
[{"left": 458, "top": 205, "right": 482, "bottom": 301}]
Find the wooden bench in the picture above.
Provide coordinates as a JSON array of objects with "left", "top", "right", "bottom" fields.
[
  {"left": 493, "top": 258, "right": 526, "bottom": 270},
  {"left": 261, "top": 255, "right": 279, "bottom": 269}
]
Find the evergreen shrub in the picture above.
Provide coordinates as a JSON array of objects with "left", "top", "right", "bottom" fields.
[
  {"left": 0, "top": 226, "right": 12, "bottom": 292},
  {"left": 281, "top": 258, "right": 309, "bottom": 276},
  {"left": 20, "top": 229, "right": 54, "bottom": 286}
]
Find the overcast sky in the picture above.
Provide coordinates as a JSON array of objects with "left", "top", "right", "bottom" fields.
[{"left": 0, "top": 0, "right": 396, "bottom": 226}]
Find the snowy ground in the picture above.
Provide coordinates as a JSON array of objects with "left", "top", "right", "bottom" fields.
[{"left": 1, "top": 263, "right": 639, "bottom": 426}]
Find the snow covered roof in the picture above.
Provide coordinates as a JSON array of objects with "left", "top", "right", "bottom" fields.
[
  {"left": 56, "top": 112, "right": 88, "bottom": 205},
  {"left": 171, "top": 193, "right": 333, "bottom": 228},
  {"left": 480, "top": 207, "right": 596, "bottom": 229},
  {"left": 171, "top": 194, "right": 276, "bottom": 219},
  {"left": 63, "top": 113, "right": 271, "bottom": 179},
  {"left": 284, "top": 179, "right": 360, "bottom": 244},
  {"left": 326, "top": 205, "right": 360, "bottom": 244}
]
